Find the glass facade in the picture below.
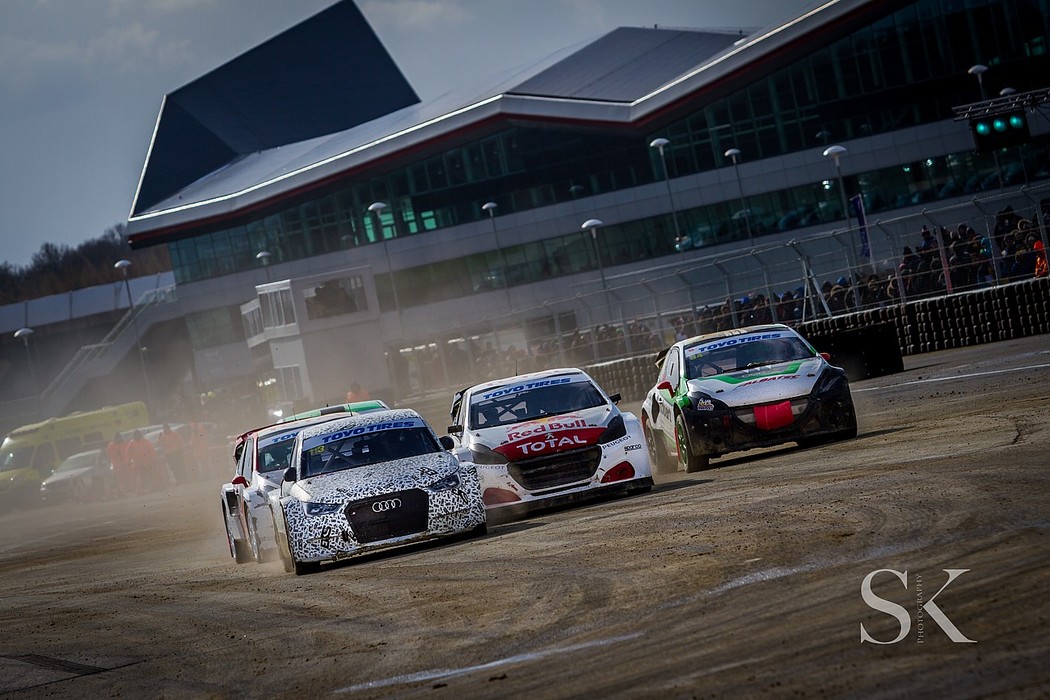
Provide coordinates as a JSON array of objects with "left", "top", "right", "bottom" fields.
[{"left": 167, "top": 0, "right": 1050, "bottom": 310}]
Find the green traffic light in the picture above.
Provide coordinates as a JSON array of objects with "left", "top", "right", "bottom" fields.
[
  {"left": 1009, "top": 113, "right": 1025, "bottom": 129},
  {"left": 975, "top": 121, "right": 991, "bottom": 136},
  {"left": 992, "top": 117, "right": 1007, "bottom": 132}
]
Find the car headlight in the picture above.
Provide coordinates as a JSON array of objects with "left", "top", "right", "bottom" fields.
[
  {"left": 425, "top": 471, "right": 461, "bottom": 492},
  {"left": 469, "top": 444, "right": 507, "bottom": 465},
  {"left": 597, "top": 414, "right": 626, "bottom": 443},
  {"left": 302, "top": 501, "right": 343, "bottom": 517}
]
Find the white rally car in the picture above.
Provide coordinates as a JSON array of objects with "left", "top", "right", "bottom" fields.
[
  {"left": 269, "top": 409, "right": 486, "bottom": 575},
  {"left": 641, "top": 324, "right": 858, "bottom": 473},
  {"left": 221, "top": 401, "right": 390, "bottom": 564},
  {"left": 447, "top": 368, "right": 653, "bottom": 519}
]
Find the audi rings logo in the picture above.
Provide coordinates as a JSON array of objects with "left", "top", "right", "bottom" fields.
[{"left": 371, "top": 498, "right": 402, "bottom": 513}]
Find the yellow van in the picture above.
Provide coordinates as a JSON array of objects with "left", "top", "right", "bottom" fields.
[{"left": 0, "top": 402, "right": 150, "bottom": 506}]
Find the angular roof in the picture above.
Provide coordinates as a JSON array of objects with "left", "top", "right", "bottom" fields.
[{"left": 128, "top": 0, "right": 873, "bottom": 246}]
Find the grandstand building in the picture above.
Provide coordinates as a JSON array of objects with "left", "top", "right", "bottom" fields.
[{"left": 5, "top": 0, "right": 1049, "bottom": 421}]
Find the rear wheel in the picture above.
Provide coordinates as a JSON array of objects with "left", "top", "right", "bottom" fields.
[{"left": 675, "top": 413, "right": 709, "bottom": 473}]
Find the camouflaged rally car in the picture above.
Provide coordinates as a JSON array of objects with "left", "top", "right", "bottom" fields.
[
  {"left": 268, "top": 409, "right": 486, "bottom": 575},
  {"left": 641, "top": 324, "right": 857, "bottom": 473},
  {"left": 221, "top": 401, "right": 390, "bottom": 565},
  {"left": 447, "top": 368, "right": 653, "bottom": 518}
]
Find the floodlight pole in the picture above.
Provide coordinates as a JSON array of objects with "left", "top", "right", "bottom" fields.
[
  {"left": 724, "top": 148, "right": 753, "bottom": 245},
  {"left": 649, "top": 138, "right": 682, "bottom": 244},
  {"left": 114, "top": 260, "right": 154, "bottom": 414}
]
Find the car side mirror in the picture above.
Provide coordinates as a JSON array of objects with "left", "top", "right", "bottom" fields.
[
  {"left": 231, "top": 475, "right": 249, "bottom": 487},
  {"left": 820, "top": 352, "right": 831, "bottom": 362},
  {"left": 282, "top": 466, "right": 297, "bottom": 483},
  {"left": 608, "top": 393, "right": 621, "bottom": 404},
  {"left": 657, "top": 380, "right": 674, "bottom": 393},
  {"left": 438, "top": 435, "right": 455, "bottom": 451},
  {"left": 447, "top": 425, "right": 463, "bottom": 435}
]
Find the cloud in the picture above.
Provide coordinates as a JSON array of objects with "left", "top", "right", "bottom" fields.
[
  {"left": 361, "top": 0, "right": 469, "bottom": 31},
  {"left": 107, "top": 0, "right": 216, "bottom": 16}
]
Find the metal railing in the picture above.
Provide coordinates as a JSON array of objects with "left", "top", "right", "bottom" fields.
[{"left": 391, "top": 182, "right": 1050, "bottom": 398}]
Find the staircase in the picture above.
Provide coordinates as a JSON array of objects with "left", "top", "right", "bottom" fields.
[{"left": 40, "top": 286, "right": 179, "bottom": 417}]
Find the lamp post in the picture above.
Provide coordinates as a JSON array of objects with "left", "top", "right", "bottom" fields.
[
  {"left": 255, "top": 250, "right": 272, "bottom": 282},
  {"left": 969, "top": 63, "right": 1003, "bottom": 190},
  {"left": 649, "top": 138, "right": 682, "bottom": 244},
  {"left": 823, "top": 145, "right": 864, "bottom": 307},
  {"left": 581, "top": 218, "right": 607, "bottom": 294},
  {"left": 724, "top": 148, "right": 753, "bottom": 245},
  {"left": 823, "top": 145, "right": 850, "bottom": 229},
  {"left": 482, "top": 201, "right": 513, "bottom": 310},
  {"left": 114, "top": 259, "right": 153, "bottom": 413},
  {"left": 968, "top": 63, "right": 988, "bottom": 100},
  {"left": 14, "top": 327, "right": 37, "bottom": 395},
  {"left": 367, "top": 201, "right": 403, "bottom": 335}
]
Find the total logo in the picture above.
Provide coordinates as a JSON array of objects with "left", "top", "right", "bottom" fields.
[{"left": 497, "top": 426, "right": 607, "bottom": 459}]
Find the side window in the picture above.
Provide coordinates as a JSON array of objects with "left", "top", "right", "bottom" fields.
[
  {"left": 662, "top": 348, "right": 681, "bottom": 386},
  {"left": 56, "top": 437, "right": 82, "bottom": 460},
  {"left": 238, "top": 437, "right": 254, "bottom": 479},
  {"left": 31, "top": 443, "right": 57, "bottom": 472}
]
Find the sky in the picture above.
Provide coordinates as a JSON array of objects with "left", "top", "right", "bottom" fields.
[{"left": 0, "top": 0, "right": 813, "bottom": 268}]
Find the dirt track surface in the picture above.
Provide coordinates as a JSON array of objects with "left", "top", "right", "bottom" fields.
[{"left": 2, "top": 336, "right": 1048, "bottom": 698}]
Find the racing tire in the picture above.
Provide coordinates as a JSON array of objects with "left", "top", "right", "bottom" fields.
[
  {"left": 644, "top": 423, "right": 673, "bottom": 475},
  {"left": 248, "top": 515, "right": 262, "bottom": 564},
  {"left": 272, "top": 513, "right": 296, "bottom": 573},
  {"left": 226, "top": 522, "right": 252, "bottom": 564},
  {"left": 675, "top": 413, "right": 709, "bottom": 473}
]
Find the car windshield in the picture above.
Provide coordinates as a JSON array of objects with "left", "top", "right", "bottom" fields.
[
  {"left": 684, "top": 334, "right": 814, "bottom": 379},
  {"left": 0, "top": 447, "right": 31, "bottom": 471},
  {"left": 468, "top": 379, "right": 606, "bottom": 429},
  {"left": 301, "top": 427, "right": 439, "bottom": 478}
]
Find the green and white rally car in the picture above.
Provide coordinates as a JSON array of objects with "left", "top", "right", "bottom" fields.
[{"left": 641, "top": 324, "right": 857, "bottom": 472}]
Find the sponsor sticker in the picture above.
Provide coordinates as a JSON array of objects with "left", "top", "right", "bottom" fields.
[
  {"left": 302, "top": 418, "right": 426, "bottom": 450},
  {"left": 695, "top": 398, "right": 715, "bottom": 411},
  {"left": 685, "top": 332, "right": 786, "bottom": 358},
  {"left": 259, "top": 430, "right": 299, "bottom": 448},
  {"left": 738, "top": 375, "right": 798, "bottom": 387},
  {"left": 495, "top": 426, "right": 607, "bottom": 460},
  {"left": 475, "top": 376, "right": 576, "bottom": 401},
  {"left": 506, "top": 415, "right": 588, "bottom": 441},
  {"left": 624, "top": 443, "right": 642, "bottom": 452}
]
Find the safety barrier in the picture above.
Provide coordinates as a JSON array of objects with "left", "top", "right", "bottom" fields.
[{"left": 582, "top": 276, "right": 1050, "bottom": 400}]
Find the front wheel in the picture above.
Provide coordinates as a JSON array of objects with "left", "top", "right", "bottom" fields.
[{"left": 675, "top": 413, "right": 709, "bottom": 473}]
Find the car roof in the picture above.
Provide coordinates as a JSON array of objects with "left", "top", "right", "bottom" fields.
[
  {"left": 465, "top": 367, "right": 590, "bottom": 397},
  {"left": 276, "top": 399, "right": 390, "bottom": 424},
  {"left": 296, "top": 408, "right": 425, "bottom": 441},
  {"left": 236, "top": 401, "right": 393, "bottom": 443},
  {"left": 655, "top": 324, "right": 798, "bottom": 366},
  {"left": 61, "top": 448, "right": 104, "bottom": 462}
]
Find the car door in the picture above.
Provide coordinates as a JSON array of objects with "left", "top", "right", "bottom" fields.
[{"left": 650, "top": 347, "right": 682, "bottom": 444}]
